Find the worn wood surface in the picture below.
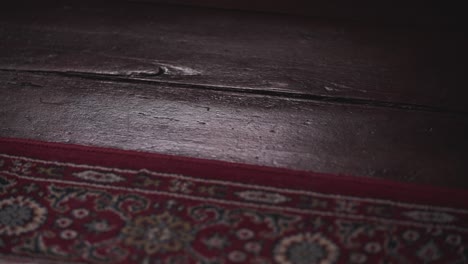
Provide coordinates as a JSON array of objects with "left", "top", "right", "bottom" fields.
[
  {"left": 1, "top": 71, "right": 467, "bottom": 188},
  {"left": 1, "top": 2, "right": 467, "bottom": 189},
  {"left": 1, "top": 3, "right": 467, "bottom": 112}
]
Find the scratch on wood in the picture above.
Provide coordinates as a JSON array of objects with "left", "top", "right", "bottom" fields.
[
  {"left": 159, "top": 64, "right": 202, "bottom": 76},
  {"left": 194, "top": 105, "right": 211, "bottom": 111},
  {"left": 153, "top": 116, "right": 180, "bottom": 122}
]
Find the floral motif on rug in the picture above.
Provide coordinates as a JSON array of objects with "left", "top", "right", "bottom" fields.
[{"left": 0, "top": 143, "right": 467, "bottom": 263}]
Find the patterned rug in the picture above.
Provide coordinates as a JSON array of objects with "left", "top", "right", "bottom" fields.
[{"left": 0, "top": 138, "right": 467, "bottom": 264}]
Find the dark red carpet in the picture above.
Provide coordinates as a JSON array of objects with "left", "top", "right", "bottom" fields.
[{"left": 0, "top": 138, "right": 467, "bottom": 263}]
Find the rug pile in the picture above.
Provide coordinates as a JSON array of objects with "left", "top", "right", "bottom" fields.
[{"left": 0, "top": 138, "right": 467, "bottom": 263}]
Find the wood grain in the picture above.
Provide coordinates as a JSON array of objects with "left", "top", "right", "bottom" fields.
[
  {"left": 1, "top": 3, "right": 467, "bottom": 112},
  {"left": 1, "top": 71, "right": 467, "bottom": 188}
]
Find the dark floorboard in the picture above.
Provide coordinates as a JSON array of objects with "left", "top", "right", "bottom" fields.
[
  {"left": 1, "top": 3, "right": 467, "bottom": 112},
  {"left": 1, "top": 71, "right": 467, "bottom": 188}
]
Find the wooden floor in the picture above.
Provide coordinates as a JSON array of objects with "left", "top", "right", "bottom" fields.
[{"left": 1, "top": 2, "right": 467, "bottom": 188}]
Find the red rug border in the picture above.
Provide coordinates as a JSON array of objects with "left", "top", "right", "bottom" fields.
[{"left": 1, "top": 137, "right": 467, "bottom": 209}]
